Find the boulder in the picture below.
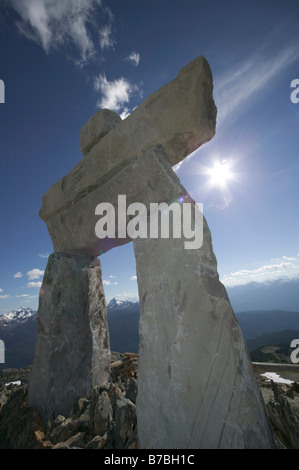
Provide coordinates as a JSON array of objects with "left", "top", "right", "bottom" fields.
[
  {"left": 114, "top": 396, "right": 137, "bottom": 449},
  {"left": 90, "top": 390, "right": 113, "bottom": 436},
  {"left": 0, "top": 385, "right": 45, "bottom": 449}
]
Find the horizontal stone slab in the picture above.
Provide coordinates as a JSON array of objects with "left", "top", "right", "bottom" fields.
[
  {"left": 46, "top": 147, "right": 195, "bottom": 256},
  {"left": 40, "top": 56, "right": 216, "bottom": 222}
]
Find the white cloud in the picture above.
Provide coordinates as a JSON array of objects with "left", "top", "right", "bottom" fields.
[
  {"left": 109, "top": 275, "right": 117, "bottom": 279},
  {"left": 27, "top": 281, "right": 42, "bottom": 288},
  {"left": 103, "top": 280, "right": 118, "bottom": 286},
  {"left": 130, "top": 275, "right": 137, "bottom": 281},
  {"left": 38, "top": 253, "right": 50, "bottom": 259},
  {"left": 27, "top": 268, "right": 45, "bottom": 281},
  {"left": 0, "top": 295, "right": 10, "bottom": 299},
  {"left": 94, "top": 74, "right": 140, "bottom": 113},
  {"left": 125, "top": 51, "right": 140, "bottom": 66},
  {"left": 270, "top": 256, "right": 296, "bottom": 262},
  {"left": 10, "top": 0, "right": 108, "bottom": 65},
  {"left": 114, "top": 293, "right": 138, "bottom": 300},
  {"left": 14, "top": 272, "right": 23, "bottom": 278},
  {"left": 0, "top": 288, "right": 3, "bottom": 293},
  {"left": 16, "top": 294, "right": 29, "bottom": 298},
  {"left": 99, "top": 24, "right": 115, "bottom": 50},
  {"left": 221, "top": 256, "right": 299, "bottom": 287},
  {"left": 119, "top": 107, "right": 131, "bottom": 120}
]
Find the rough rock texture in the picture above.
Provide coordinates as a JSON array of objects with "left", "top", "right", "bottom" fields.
[
  {"left": 2, "top": 365, "right": 299, "bottom": 449},
  {"left": 46, "top": 146, "right": 190, "bottom": 256},
  {"left": 257, "top": 373, "right": 299, "bottom": 449},
  {"left": 134, "top": 205, "right": 276, "bottom": 449},
  {"left": 39, "top": 56, "right": 216, "bottom": 224},
  {"left": 0, "top": 358, "right": 138, "bottom": 449},
  {"left": 27, "top": 253, "right": 111, "bottom": 422},
  {"left": 0, "top": 383, "right": 46, "bottom": 449},
  {"left": 266, "top": 381, "right": 299, "bottom": 448},
  {"left": 79, "top": 109, "right": 122, "bottom": 156}
]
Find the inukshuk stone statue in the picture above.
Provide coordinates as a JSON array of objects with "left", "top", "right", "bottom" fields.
[{"left": 28, "top": 56, "right": 276, "bottom": 448}]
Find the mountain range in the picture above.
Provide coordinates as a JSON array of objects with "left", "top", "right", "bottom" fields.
[
  {"left": 0, "top": 277, "right": 298, "bottom": 369},
  {"left": 226, "top": 277, "right": 299, "bottom": 312},
  {"left": 0, "top": 307, "right": 37, "bottom": 369}
]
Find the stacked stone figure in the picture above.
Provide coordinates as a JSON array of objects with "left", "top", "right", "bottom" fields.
[{"left": 28, "top": 56, "right": 276, "bottom": 448}]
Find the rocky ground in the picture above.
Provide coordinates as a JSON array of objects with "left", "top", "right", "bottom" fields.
[
  {"left": 256, "top": 373, "right": 299, "bottom": 449},
  {"left": 1, "top": 356, "right": 299, "bottom": 449},
  {"left": 0, "top": 352, "right": 138, "bottom": 449}
]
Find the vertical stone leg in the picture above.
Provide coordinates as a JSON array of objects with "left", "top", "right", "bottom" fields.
[
  {"left": 28, "top": 253, "right": 111, "bottom": 422},
  {"left": 134, "top": 208, "right": 276, "bottom": 449}
]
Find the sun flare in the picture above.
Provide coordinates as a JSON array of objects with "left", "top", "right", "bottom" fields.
[{"left": 208, "top": 160, "right": 233, "bottom": 187}]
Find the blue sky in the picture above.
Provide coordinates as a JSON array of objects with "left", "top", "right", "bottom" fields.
[{"left": 0, "top": 0, "right": 299, "bottom": 313}]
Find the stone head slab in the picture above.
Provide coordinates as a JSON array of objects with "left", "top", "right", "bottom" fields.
[{"left": 39, "top": 56, "right": 216, "bottom": 256}]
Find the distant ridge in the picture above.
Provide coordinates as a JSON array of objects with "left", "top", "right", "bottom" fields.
[
  {"left": 226, "top": 277, "right": 299, "bottom": 312},
  {"left": 236, "top": 310, "right": 299, "bottom": 340},
  {"left": 1, "top": 302, "right": 299, "bottom": 369},
  {"left": 0, "top": 307, "right": 37, "bottom": 369}
]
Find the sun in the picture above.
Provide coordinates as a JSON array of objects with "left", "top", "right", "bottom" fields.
[{"left": 208, "top": 159, "right": 233, "bottom": 187}]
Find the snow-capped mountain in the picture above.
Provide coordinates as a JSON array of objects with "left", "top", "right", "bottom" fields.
[
  {"left": 0, "top": 307, "right": 37, "bottom": 369},
  {"left": 107, "top": 297, "right": 139, "bottom": 311},
  {"left": 0, "top": 307, "right": 36, "bottom": 327}
]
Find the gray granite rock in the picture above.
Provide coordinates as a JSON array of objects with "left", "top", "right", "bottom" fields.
[
  {"left": 79, "top": 108, "right": 122, "bottom": 156},
  {"left": 39, "top": 56, "right": 216, "bottom": 223},
  {"left": 134, "top": 203, "right": 276, "bottom": 449},
  {"left": 45, "top": 146, "right": 190, "bottom": 256},
  {"left": 27, "top": 253, "right": 110, "bottom": 422}
]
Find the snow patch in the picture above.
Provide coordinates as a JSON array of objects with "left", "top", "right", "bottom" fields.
[{"left": 261, "top": 372, "right": 294, "bottom": 384}]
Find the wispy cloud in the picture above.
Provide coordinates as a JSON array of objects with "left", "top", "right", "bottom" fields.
[
  {"left": 119, "top": 107, "right": 131, "bottom": 120},
  {"left": 0, "top": 295, "right": 10, "bottom": 299},
  {"left": 38, "top": 253, "right": 50, "bottom": 259},
  {"left": 215, "top": 43, "right": 299, "bottom": 126},
  {"left": 14, "top": 272, "right": 23, "bottom": 278},
  {"left": 10, "top": 0, "right": 111, "bottom": 65},
  {"left": 125, "top": 51, "right": 140, "bottom": 66},
  {"left": 99, "top": 24, "right": 115, "bottom": 50},
  {"left": 130, "top": 275, "right": 137, "bottom": 281},
  {"left": 0, "top": 288, "right": 3, "bottom": 293},
  {"left": 94, "top": 74, "right": 140, "bottom": 116},
  {"left": 17, "top": 294, "right": 38, "bottom": 299},
  {"left": 27, "top": 281, "right": 42, "bottom": 288},
  {"left": 221, "top": 255, "right": 299, "bottom": 287}
]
